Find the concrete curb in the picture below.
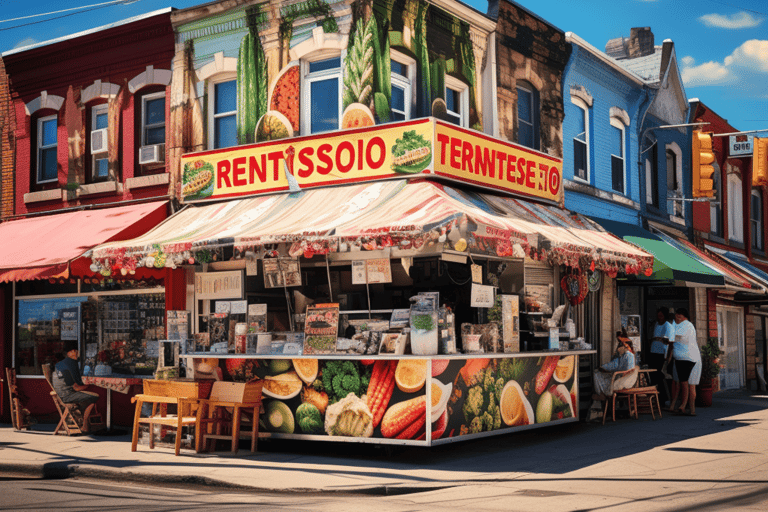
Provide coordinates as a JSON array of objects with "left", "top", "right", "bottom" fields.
[{"left": 0, "top": 460, "right": 459, "bottom": 496}]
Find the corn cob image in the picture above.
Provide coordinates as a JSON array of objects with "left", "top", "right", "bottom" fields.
[
  {"left": 182, "top": 169, "right": 213, "bottom": 197},
  {"left": 392, "top": 146, "right": 430, "bottom": 166}
]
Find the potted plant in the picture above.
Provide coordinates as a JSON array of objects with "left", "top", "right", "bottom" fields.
[{"left": 697, "top": 337, "right": 724, "bottom": 407}]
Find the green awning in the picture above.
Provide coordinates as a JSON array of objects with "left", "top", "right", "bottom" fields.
[{"left": 593, "top": 219, "right": 725, "bottom": 287}]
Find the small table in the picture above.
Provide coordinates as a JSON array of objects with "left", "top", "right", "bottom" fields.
[{"left": 83, "top": 375, "right": 145, "bottom": 430}]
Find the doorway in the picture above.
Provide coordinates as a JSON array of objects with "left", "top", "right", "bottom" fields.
[{"left": 716, "top": 306, "right": 745, "bottom": 390}]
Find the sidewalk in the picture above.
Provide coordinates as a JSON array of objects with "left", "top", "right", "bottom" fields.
[{"left": 2, "top": 390, "right": 767, "bottom": 496}]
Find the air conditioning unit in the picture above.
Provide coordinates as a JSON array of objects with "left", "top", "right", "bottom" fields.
[
  {"left": 139, "top": 144, "right": 165, "bottom": 165},
  {"left": 90, "top": 128, "right": 108, "bottom": 154}
]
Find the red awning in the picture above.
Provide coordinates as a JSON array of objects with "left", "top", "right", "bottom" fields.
[{"left": 0, "top": 201, "right": 168, "bottom": 283}]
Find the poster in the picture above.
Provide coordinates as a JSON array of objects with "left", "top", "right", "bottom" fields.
[
  {"left": 263, "top": 258, "right": 302, "bottom": 288},
  {"left": 166, "top": 310, "right": 190, "bottom": 354},
  {"left": 247, "top": 304, "right": 268, "bottom": 333},
  {"left": 471, "top": 264, "right": 483, "bottom": 284},
  {"left": 60, "top": 307, "right": 79, "bottom": 341},
  {"left": 195, "top": 270, "right": 243, "bottom": 300},
  {"left": 621, "top": 315, "right": 642, "bottom": 354},
  {"left": 303, "top": 304, "right": 339, "bottom": 355},
  {"left": 470, "top": 284, "right": 495, "bottom": 308},
  {"left": 351, "top": 260, "right": 367, "bottom": 285},
  {"left": 366, "top": 258, "right": 392, "bottom": 284}
]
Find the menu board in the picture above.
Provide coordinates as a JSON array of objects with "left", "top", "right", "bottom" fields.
[
  {"left": 263, "top": 258, "right": 302, "bottom": 288},
  {"left": 351, "top": 259, "right": 393, "bottom": 284},
  {"left": 303, "top": 303, "right": 339, "bottom": 354}
]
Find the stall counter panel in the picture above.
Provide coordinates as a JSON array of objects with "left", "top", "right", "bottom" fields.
[{"left": 183, "top": 351, "right": 593, "bottom": 446}]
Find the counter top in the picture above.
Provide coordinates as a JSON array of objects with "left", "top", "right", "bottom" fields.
[{"left": 180, "top": 350, "right": 597, "bottom": 359}]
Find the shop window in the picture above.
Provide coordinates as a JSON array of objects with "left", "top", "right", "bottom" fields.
[
  {"left": 609, "top": 118, "right": 625, "bottom": 194},
  {"left": 445, "top": 75, "right": 468, "bottom": 127},
  {"left": 36, "top": 114, "right": 58, "bottom": 184},
  {"left": 141, "top": 91, "right": 165, "bottom": 146},
  {"left": 728, "top": 172, "right": 744, "bottom": 243},
  {"left": 516, "top": 82, "right": 539, "bottom": 150},
  {"left": 711, "top": 161, "right": 722, "bottom": 237},
  {"left": 752, "top": 189, "right": 763, "bottom": 250},
  {"left": 302, "top": 56, "right": 341, "bottom": 134},
  {"left": 646, "top": 143, "right": 659, "bottom": 208},
  {"left": 390, "top": 52, "right": 414, "bottom": 122},
  {"left": 208, "top": 77, "right": 237, "bottom": 149},
  {"left": 89, "top": 103, "right": 109, "bottom": 182},
  {"left": 666, "top": 143, "right": 683, "bottom": 217},
  {"left": 572, "top": 98, "right": 589, "bottom": 183}
]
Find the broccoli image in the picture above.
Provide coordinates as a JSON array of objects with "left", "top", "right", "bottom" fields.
[
  {"left": 483, "top": 367, "right": 495, "bottom": 393},
  {"left": 481, "top": 411, "right": 494, "bottom": 431},
  {"left": 487, "top": 396, "right": 501, "bottom": 430},
  {"left": 321, "top": 360, "right": 363, "bottom": 404},
  {"left": 463, "top": 385, "right": 485, "bottom": 423},
  {"left": 469, "top": 416, "right": 483, "bottom": 434},
  {"left": 495, "top": 377, "right": 505, "bottom": 401}
]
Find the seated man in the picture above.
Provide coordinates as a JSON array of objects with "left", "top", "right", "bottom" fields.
[
  {"left": 53, "top": 340, "right": 100, "bottom": 432},
  {"left": 592, "top": 332, "right": 637, "bottom": 400}
]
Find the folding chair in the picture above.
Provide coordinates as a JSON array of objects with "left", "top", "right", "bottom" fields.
[
  {"left": 5, "top": 368, "right": 33, "bottom": 430},
  {"left": 41, "top": 364, "right": 104, "bottom": 435}
]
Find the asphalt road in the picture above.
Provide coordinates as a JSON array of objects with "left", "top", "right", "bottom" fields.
[{"left": 2, "top": 473, "right": 767, "bottom": 512}]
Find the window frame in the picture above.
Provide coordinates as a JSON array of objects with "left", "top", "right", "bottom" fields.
[
  {"left": 516, "top": 82, "right": 539, "bottom": 150},
  {"left": 140, "top": 91, "right": 166, "bottom": 147},
  {"left": 609, "top": 117, "right": 626, "bottom": 194},
  {"left": 36, "top": 114, "right": 58, "bottom": 185},
  {"left": 389, "top": 50, "right": 415, "bottom": 122},
  {"left": 206, "top": 73, "right": 237, "bottom": 150},
  {"left": 444, "top": 74, "right": 469, "bottom": 128},
  {"left": 301, "top": 53, "right": 343, "bottom": 135},
  {"left": 90, "top": 103, "right": 109, "bottom": 182},
  {"left": 665, "top": 142, "right": 684, "bottom": 218},
  {"left": 752, "top": 189, "right": 763, "bottom": 251},
  {"left": 711, "top": 161, "right": 723, "bottom": 237},
  {"left": 571, "top": 97, "right": 590, "bottom": 183},
  {"left": 727, "top": 171, "right": 744, "bottom": 243}
]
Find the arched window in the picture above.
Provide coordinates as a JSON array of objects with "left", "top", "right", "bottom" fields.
[
  {"left": 197, "top": 52, "right": 238, "bottom": 149},
  {"left": 752, "top": 189, "right": 763, "bottom": 250},
  {"left": 727, "top": 171, "right": 744, "bottom": 243},
  {"left": 610, "top": 116, "right": 627, "bottom": 194},
  {"left": 516, "top": 81, "right": 539, "bottom": 150},
  {"left": 666, "top": 142, "right": 683, "bottom": 217},
  {"left": 710, "top": 161, "right": 722, "bottom": 237},
  {"left": 571, "top": 96, "right": 589, "bottom": 183}
]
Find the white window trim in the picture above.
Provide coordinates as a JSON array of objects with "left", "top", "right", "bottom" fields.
[
  {"left": 206, "top": 72, "right": 237, "bottom": 150},
  {"left": 390, "top": 49, "right": 416, "bottom": 121},
  {"left": 728, "top": 171, "right": 744, "bottom": 243},
  {"left": 752, "top": 189, "right": 763, "bottom": 250},
  {"left": 571, "top": 96, "right": 590, "bottom": 184},
  {"left": 141, "top": 91, "right": 166, "bottom": 147},
  {"left": 301, "top": 53, "right": 343, "bottom": 135},
  {"left": 610, "top": 116, "right": 626, "bottom": 195},
  {"left": 665, "top": 142, "right": 684, "bottom": 218},
  {"left": 91, "top": 104, "right": 109, "bottom": 181},
  {"left": 445, "top": 74, "right": 469, "bottom": 128},
  {"left": 36, "top": 114, "right": 58, "bottom": 184}
]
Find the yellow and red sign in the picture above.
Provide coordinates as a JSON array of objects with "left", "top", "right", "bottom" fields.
[
  {"left": 180, "top": 118, "right": 563, "bottom": 204},
  {"left": 432, "top": 121, "right": 563, "bottom": 203},
  {"left": 180, "top": 119, "right": 434, "bottom": 202}
]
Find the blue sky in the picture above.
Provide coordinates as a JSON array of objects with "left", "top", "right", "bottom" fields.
[{"left": 0, "top": 0, "right": 765, "bottom": 130}]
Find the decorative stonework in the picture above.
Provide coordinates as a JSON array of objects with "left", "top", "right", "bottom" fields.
[
  {"left": 23, "top": 188, "right": 64, "bottom": 204},
  {"left": 609, "top": 106, "right": 630, "bottom": 126},
  {"left": 570, "top": 85, "right": 593, "bottom": 107},
  {"left": 25, "top": 91, "right": 65, "bottom": 115},
  {"left": 128, "top": 65, "right": 172, "bottom": 93},
  {"left": 126, "top": 173, "right": 170, "bottom": 190},
  {"left": 81, "top": 80, "right": 121, "bottom": 104},
  {"left": 76, "top": 181, "right": 119, "bottom": 197}
]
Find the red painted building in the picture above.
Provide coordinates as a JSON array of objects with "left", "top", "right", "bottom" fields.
[
  {"left": 0, "top": 9, "right": 185, "bottom": 425},
  {"left": 690, "top": 99, "right": 767, "bottom": 391}
]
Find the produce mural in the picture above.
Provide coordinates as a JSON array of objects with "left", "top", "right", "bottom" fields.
[{"left": 207, "top": 354, "right": 577, "bottom": 443}]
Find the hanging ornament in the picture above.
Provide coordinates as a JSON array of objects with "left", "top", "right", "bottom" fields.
[
  {"left": 587, "top": 270, "right": 602, "bottom": 292},
  {"left": 644, "top": 266, "right": 653, "bottom": 277},
  {"left": 590, "top": 260, "right": 595, "bottom": 272},
  {"left": 561, "top": 272, "right": 589, "bottom": 306}
]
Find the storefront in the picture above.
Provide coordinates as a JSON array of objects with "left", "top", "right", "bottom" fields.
[{"left": 85, "top": 119, "right": 655, "bottom": 445}]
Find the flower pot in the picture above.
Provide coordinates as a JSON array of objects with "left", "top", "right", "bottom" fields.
[{"left": 696, "top": 382, "right": 713, "bottom": 407}]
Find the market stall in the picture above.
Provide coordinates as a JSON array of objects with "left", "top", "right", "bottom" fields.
[{"left": 86, "top": 118, "right": 652, "bottom": 445}]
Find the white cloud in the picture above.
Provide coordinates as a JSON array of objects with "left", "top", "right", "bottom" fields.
[
  {"left": 13, "top": 37, "right": 37, "bottom": 49},
  {"left": 699, "top": 11, "right": 763, "bottom": 29},
  {"left": 682, "top": 40, "right": 768, "bottom": 98}
]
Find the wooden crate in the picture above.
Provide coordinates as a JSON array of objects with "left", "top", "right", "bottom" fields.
[
  {"left": 209, "top": 380, "right": 263, "bottom": 403},
  {"left": 143, "top": 379, "right": 213, "bottom": 399}
]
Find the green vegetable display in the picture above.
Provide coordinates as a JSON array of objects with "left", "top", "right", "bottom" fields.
[
  {"left": 342, "top": 18, "right": 375, "bottom": 110},
  {"left": 462, "top": 366, "right": 501, "bottom": 432},
  {"left": 411, "top": 313, "right": 435, "bottom": 331},
  {"left": 236, "top": 19, "right": 268, "bottom": 145},
  {"left": 295, "top": 403, "right": 323, "bottom": 434},
  {"left": 499, "top": 357, "right": 528, "bottom": 383},
  {"left": 321, "top": 360, "right": 366, "bottom": 404}
]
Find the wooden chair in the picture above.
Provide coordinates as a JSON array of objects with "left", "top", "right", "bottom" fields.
[
  {"left": 198, "top": 380, "right": 263, "bottom": 454},
  {"left": 616, "top": 369, "right": 662, "bottom": 420},
  {"left": 41, "top": 364, "right": 104, "bottom": 435},
  {"left": 131, "top": 379, "right": 211, "bottom": 456},
  {"left": 601, "top": 367, "right": 639, "bottom": 425},
  {"left": 5, "top": 368, "right": 33, "bottom": 430}
]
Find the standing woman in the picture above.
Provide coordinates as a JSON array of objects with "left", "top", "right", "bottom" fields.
[
  {"left": 667, "top": 308, "right": 702, "bottom": 416},
  {"left": 649, "top": 308, "right": 674, "bottom": 404}
]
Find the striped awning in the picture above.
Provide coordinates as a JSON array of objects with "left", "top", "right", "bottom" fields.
[{"left": 90, "top": 180, "right": 653, "bottom": 275}]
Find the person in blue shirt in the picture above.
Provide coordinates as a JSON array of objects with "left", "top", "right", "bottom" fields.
[
  {"left": 53, "top": 340, "right": 100, "bottom": 432},
  {"left": 592, "top": 332, "right": 637, "bottom": 400},
  {"left": 648, "top": 308, "right": 674, "bottom": 403}
]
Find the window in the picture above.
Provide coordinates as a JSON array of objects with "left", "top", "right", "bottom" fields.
[
  {"left": 610, "top": 119, "right": 625, "bottom": 193},
  {"left": 90, "top": 104, "right": 109, "bottom": 181},
  {"left": 711, "top": 162, "right": 723, "bottom": 236},
  {"left": 209, "top": 78, "right": 237, "bottom": 149},
  {"left": 444, "top": 75, "right": 468, "bottom": 127},
  {"left": 752, "top": 189, "right": 763, "bottom": 250},
  {"left": 647, "top": 143, "right": 660, "bottom": 208},
  {"left": 303, "top": 56, "right": 341, "bottom": 134},
  {"left": 517, "top": 82, "right": 539, "bottom": 150},
  {"left": 572, "top": 98, "right": 589, "bottom": 182},
  {"left": 728, "top": 171, "right": 744, "bottom": 243},
  {"left": 141, "top": 92, "right": 165, "bottom": 146},
  {"left": 666, "top": 143, "right": 683, "bottom": 217},
  {"left": 36, "top": 115, "right": 58, "bottom": 184},
  {"left": 390, "top": 53, "right": 414, "bottom": 122}
]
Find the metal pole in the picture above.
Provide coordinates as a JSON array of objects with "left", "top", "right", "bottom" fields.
[
  {"left": 365, "top": 281, "right": 372, "bottom": 320},
  {"left": 711, "top": 128, "right": 768, "bottom": 138},
  {"left": 280, "top": 260, "right": 294, "bottom": 332},
  {"left": 325, "top": 255, "right": 333, "bottom": 302}
]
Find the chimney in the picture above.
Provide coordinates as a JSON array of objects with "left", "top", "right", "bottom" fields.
[{"left": 628, "top": 27, "right": 654, "bottom": 58}]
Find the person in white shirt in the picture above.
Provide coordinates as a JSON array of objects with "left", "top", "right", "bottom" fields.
[{"left": 667, "top": 308, "right": 702, "bottom": 416}]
